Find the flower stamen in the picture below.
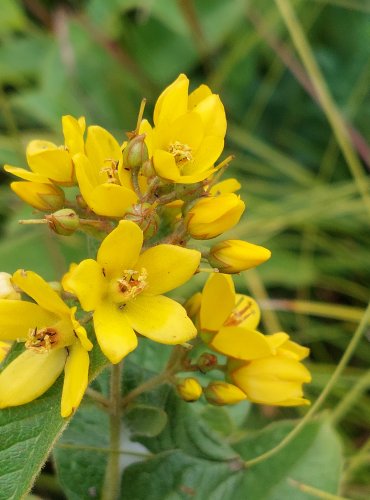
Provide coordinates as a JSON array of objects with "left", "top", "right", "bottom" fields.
[
  {"left": 224, "top": 298, "right": 256, "bottom": 327},
  {"left": 112, "top": 268, "right": 148, "bottom": 303},
  {"left": 100, "top": 159, "right": 119, "bottom": 183},
  {"left": 168, "top": 141, "right": 193, "bottom": 166},
  {"left": 26, "top": 327, "right": 59, "bottom": 353}
]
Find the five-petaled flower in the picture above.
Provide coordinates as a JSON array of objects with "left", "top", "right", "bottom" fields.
[
  {"left": 63, "top": 220, "right": 201, "bottom": 364},
  {"left": 0, "top": 270, "right": 92, "bottom": 417}
]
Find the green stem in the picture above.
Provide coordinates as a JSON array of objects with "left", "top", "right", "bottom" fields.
[
  {"left": 244, "top": 300, "right": 370, "bottom": 468},
  {"left": 330, "top": 369, "right": 370, "bottom": 426},
  {"left": 102, "top": 362, "right": 123, "bottom": 500},
  {"left": 288, "top": 479, "right": 351, "bottom": 500}
]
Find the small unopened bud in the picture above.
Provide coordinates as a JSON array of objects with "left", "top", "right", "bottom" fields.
[
  {"left": 46, "top": 208, "right": 79, "bottom": 236},
  {"left": 10, "top": 181, "right": 65, "bottom": 212},
  {"left": 209, "top": 240, "right": 271, "bottom": 274},
  {"left": 204, "top": 382, "right": 247, "bottom": 406},
  {"left": 0, "top": 272, "right": 21, "bottom": 300},
  {"left": 141, "top": 159, "right": 156, "bottom": 178},
  {"left": 122, "top": 134, "right": 148, "bottom": 169},
  {"left": 197, "top": 353, "right": 218, "bottom": 373},
  {"left": 176, "top": 377, "right": 202, "bottom": 402},
  {"left": 125, "top": 203, "right": 159, "bottom": 239}
]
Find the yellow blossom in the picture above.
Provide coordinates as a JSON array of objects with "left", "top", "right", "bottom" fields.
[
  {"left": 0, "top": 272, "right": 21, "bottom": 300},
  {"left": 204, "top": 381, "right": 247, "bottom": 405},
  {"left": 9, "top": 181, "right": 65, "bottom": 212},
  {"left": 209, "top": 239, "right": 271, "bottom": 273},
  {"left": 4, "top": 115, "right": 85, "bottom": 186},
  {"left": 139, "top": 74, "right": 227, "bottom": 184},
  {"left": 176, "top": 377, "right": 202, "bottom": 402},
  {"left": 185, "top": 193, "right": 245, "bottom": 240},
  {"left": 63, "top": 220, "right": 200, "bottom": 364},
  {"left": 0, "top": 270, "right": 93, "bottom": 417},
  {"left": 228, "top": 336, "right": 311, "bottom": 406},
  {"left": 73, "top": 125, "right": 138, "bottom": 217}
]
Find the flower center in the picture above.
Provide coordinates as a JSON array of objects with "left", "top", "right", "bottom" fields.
[
  {"left": 168, "top": 141, "right": 193, "bottom": 167},
  {"left": 110, "top": 268, "right": 148, "bottom": 304},
  {"left": 26, "top": 327, "right": 59, "bottom": 353},
  {"left": 224, "top": 298, "right": 256, "bottom": 327},
  {"left": 100, "top": 158, "right": 120, "bottom": 184}
]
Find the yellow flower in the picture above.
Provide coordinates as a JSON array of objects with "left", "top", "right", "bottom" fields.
[
  {"left": 0, "top": 341, "right": 11, "bottom": 363},
  {"left": 73, "top": 125, "right": 138, "bottom": 217},
  {"left": 0, "top": 270, "right": 93, "bottom": 417},
  {"left": 140, "top": 74, "right": 227, "bottom": 184},
  {"left": 209, "top": 178, "right": 241, "bottom": 196},
  {"left": 176, "top": 377, "right": 202, "bottom": 402},
  {"left": 4, "top": 115, "right": 85, "bottom": 186},
  {"left": 185, "top": 193, "right": 245, "bottom": 240},
  {"left": 228, "top": 334, "right": 311, "bottom": 406},
  {"left": 63, "top": 220, "right": 200, "bottom": 364},
  {"left": 9, "top": 180, "right": 65, "bottom": 212},
  {"left": 204, "top": 381, "right": 247, "bottom": 405},
  {"left": 0, "top": 272, "right": 21, "bottom": 300},
  {"left": 209, "top": 239, "right": 271, "bottom": 273}
]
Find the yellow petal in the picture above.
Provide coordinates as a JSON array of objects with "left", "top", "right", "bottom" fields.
[
  {"left": 12, "top": 270, "right": 70, "bottom": 317},
  {"left": 278, "top": 338, "right": 310, "bottom": 361},
  {"left": 138, "top": 119, "right": 153, "bottom": 158},
  {"left": 182, "top": 136, "right": 224, "bottom": 175},
  {"left": 0, "top": 300, "right": 57, "bottom": 340},
  {"left": 153, "top": 150, "right": 181, "bottom": 182},
  {"left": 89, "top": 183, "right": 137, "bottom": 217},
  {"left": 10, "top": 181, "right": 65, "bottom": 212},
  {"left": 85, "top": 125, "right": 123, "bottom": 181},
  {"left": 188, "top": 84, "right": 212, "bottom": 109},
  {"left": 124, "top": 295, "right": 196, "bottom": 344},
  {"left": 154, "top": 74, "right": 189, "bottom": 126},
  {"left": 210, "top": 326, "right": 273, "bottom": 360},
  {"left": 193, "top": 94, "right": 226, "bottom": 137},
  {"left": 229, "top": 294, "right": 261, "bottom": 330},
  {"left": 70, "top": 307, "right": 93, "bottom": 351},
  {"left": 0, "top": 348, "right": 66, "bottom": 408},
  {"left": 93, "top": 300, "right": 137, "bottom": 364},
  {"left": 97, "top": 220, "right": 143, "bottom": 279},
  {"left": 135, "top": 245, "right": 200, "bottom": 295},
  {"left": 63, "top": 259, "right": 106, "bottom": 311},
  {"left": 209, "top": 178, "right": 241, "bottom": 195},
  {"left": 62, "top": 115, "right": 85, "bottom": 156},
  {"left": 156, "top": 111, "right": 204, "bottom": 152},
  {"left": 4, "top": 164, "right": 50, "bottom": 183},
  {"left": 61, "top": 341, "right": 90, "bottom": 417},
  {"left": 200, "top": 273, "right": 235, "bottom": 332},
  {"left": 27, "top": 140, "right": 74, "bottom": 185}
]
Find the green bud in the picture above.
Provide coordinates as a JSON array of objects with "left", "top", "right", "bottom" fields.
[
  {"left": 196, "top": 353, "right": 218, "bottom": 373},
  {"left": 141, "top": 159, "right": 156, "bottom": 178},
  {"left": 122, "top": 134, "right": 148, "bottom": 169},
  {"left": 46, "top": 208, "right": 80, "bottom": 236}
]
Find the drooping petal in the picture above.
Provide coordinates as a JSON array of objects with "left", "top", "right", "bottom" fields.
[
  {"left": 93, "top": 300, "right": 137, "bottom": 364},
  {"left": 200, "top": 273, "right": 235, "bottom": 332},
  {"left": 12, "top": 270, "right": 70, "bottom": 317},
  {"left": 97, "top": 220, "right": 143, "bottom": 279},
  {"left": 123, "top": 294, "right": 196, "bottom": 344},
  {"left": 89, "top": 183, "right": 137, "bottom": 217},
  {"left": 26, "top": 140, "right": 74, "bottom": 185},
  {"left": 62, "top": 115, "right": 85, "bottom": 156},
  {"left": 63, "top": 259, "right": 106, "bottom": 312},
  {"left": 4, "top": 165, "right": 50, "bottom": 183},
  {"left": 61, "top": 341, "right": 90, "bottom": 417},
  {"left": 0, "top": 348, "right": 67, "bottom": 408},
  {"left": 135, "top": 245, "right": 200, "bottom": 295},
  {"left": 154, "top": 74, "right": 189, "bottom": 126},
  {"left": 210, "top": 326, "right": 274, "bottom": 360},
  {"left": 0, "top": 300, "right": 57, "bottom": 340}
]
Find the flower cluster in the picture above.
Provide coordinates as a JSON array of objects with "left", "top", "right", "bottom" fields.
[{"left": 1, "top": 74, "right": 311, "bottom": 416}]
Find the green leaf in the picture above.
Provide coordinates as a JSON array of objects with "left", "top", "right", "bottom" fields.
[
  {"left": 125, "top": 404, "right": 168, "bottom": 438},
  {"left": 0, "top": 329, "right": 108, "bottom": 500},
  {"left": 121, "top": 416, "right": 342, "bottom": 499}
]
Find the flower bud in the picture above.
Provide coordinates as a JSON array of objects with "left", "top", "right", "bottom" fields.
[
  {"left": 10, "top": 181, "right": 65, "bottom": 212},
  {"left": 125, "top": 203, "right": 159, "bottom": 240},
  {"left": 0, "top": 272, "right": 21, "bottom": 300},
  {"left": 208, "top": 240, "right": 271, "bottom": 273},
  {"left": 196, "top": 353, "right": 218, "bottom": 373},
  {"left": 176, "top": 377, "right": 202, "bottom": 402},
  {"left": 122, "top": 134, "right": 148, "bottom": 169},
  {"left": 141, "top": 159, "right": 156, "bottom": 178},
  {"left": 184, "top": 194, "right": 245, "bottom": 240},
  {"left": 46, "top": 208, "right": 79, "bottom": 236},
  {"left": 204, "top": 382, "right": 247, "bottom": 405}
]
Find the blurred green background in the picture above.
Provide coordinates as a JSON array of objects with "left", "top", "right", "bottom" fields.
[{"left": 0, "top": 0, "right": 369, "bottom": 498}]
